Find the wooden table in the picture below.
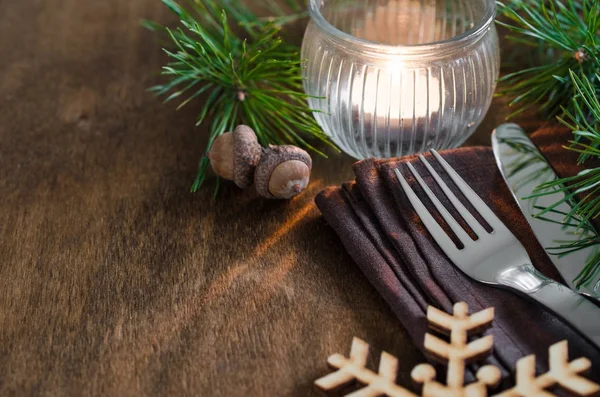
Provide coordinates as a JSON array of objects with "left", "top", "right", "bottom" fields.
[{"left": 0, "top": 1, "right": 539, "bottom": 395}]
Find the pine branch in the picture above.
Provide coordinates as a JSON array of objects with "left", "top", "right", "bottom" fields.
[
  {"left": 525, "top": 72, "right": 600, "bottom": 288},
  {"left": 496, "top": 0, "right": 600, "bottom": 120},
  {"left": 145, "top": 0, "right": 336, "bottom": 192},
  {"left": 531, "top": 72, "right": 600, "bottom": 223}
]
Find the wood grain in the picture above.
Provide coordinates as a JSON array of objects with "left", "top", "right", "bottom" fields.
[{"left": 0, "top": 0, "right": 534, "bottom": 395}]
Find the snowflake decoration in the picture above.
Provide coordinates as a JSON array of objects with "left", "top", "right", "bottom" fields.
[{"left": 315, "top": 302, "right": 599, "bottom": 397}]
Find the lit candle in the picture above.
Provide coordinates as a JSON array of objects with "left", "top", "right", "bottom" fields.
[
  {"left": 342, "top": 0, "right": 444, "bottom": 157},
  {"left": 302, "top": 0, "right": 500, "bottom": 159},
  {"left": 347, "top": 61, "right": 442, "bottom": 157}
]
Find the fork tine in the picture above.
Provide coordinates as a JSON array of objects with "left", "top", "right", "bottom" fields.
[
  {"left": 405, "top": 162, "right": 473, "bottom": 246},
  {"left": 393, "top": 168, "right": 461, "bottom": 255},
  {"left": 430, "top": 150, "right": 504, "bottom": 231},
  {"left": 418, "top": 154, "right": 488, "bottom": 238}
]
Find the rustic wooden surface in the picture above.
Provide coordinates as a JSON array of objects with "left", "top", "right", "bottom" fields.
[{"left": 0, "top": 1, "right": 538, "bottom": 395}]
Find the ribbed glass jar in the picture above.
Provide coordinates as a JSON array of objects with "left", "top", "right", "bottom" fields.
[{"left": 301, "top": 0, "right": 499, "bottom": 159}]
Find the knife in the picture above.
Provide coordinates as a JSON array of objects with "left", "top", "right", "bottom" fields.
[{"left": 491, "top": 123, "right": 600, "bottom": 301}]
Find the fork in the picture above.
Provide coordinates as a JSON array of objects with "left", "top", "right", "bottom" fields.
[{"left": 394, "top": 149, "right": 600, "bottom": 350}]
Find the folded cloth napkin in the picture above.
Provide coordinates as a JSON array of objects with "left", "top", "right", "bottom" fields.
[{"left": 315, "top": 126, "right": 600, "bottom": 384}]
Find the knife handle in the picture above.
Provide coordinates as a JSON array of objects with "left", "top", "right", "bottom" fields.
[
  {"left": 528, "top": 279, "right": 600, "bottom": 350},
  {"left": 499, "top": 263, "right": 600, "bottom": 350}
]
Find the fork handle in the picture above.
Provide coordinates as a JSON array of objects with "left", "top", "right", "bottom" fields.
[{"left": 506, "top": 266, "right": 600, "bottom": 350}]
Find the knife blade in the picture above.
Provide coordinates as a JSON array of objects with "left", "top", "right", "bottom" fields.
[{"left": 491, "top": 123, "right": 600, "bottom": 300}]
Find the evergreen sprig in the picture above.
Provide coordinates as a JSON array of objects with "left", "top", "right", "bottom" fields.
[
  {"left": 496, "top": 0, "right": 600, "bottom": 120},
  {"left": 526, "top": 72, "right": 600, "bottom": 288},
  {"left": 144, "top": 0, "right": 336, "bottom": 192},
  {"left": 497, "top": 0, "right": 600, "bottom": 288},
  {"left": 531, "top": 72, "right": 600, "bottom": 223}
]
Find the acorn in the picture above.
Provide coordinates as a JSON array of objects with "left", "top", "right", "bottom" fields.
[
  {"left": 207, "top": 125, "right": 262, "bottom": 188},
  {"left": 254, "top": 145, "right": 312, "bottom": 199}
]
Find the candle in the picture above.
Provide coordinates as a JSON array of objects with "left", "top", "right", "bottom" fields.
[
  {"left": 302, "top": 0, "right": 500, "bottom": 159},
  {"left": 337, "top": 0, "right": 445, "bottom": 157},
  {"left": 348, "top": 62, "right": 442, "bottom": 157}
]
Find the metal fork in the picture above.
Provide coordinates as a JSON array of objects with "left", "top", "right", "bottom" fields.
[{"left": 394, "top": 150, "right": 600, "bottom": 350}]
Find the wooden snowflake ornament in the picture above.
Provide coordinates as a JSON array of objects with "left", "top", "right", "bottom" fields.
[
  {"left": 419, "top": 302, "right": 498, "bottom": 393},
  {"left": 315, "top": 302, "right": 600, "bottom": 397},
  {"left": 497, "top": 341, "right": 599, "bottom": 397}
]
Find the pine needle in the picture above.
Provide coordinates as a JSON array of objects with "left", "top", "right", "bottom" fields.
[
  {"left": 144, "top": 0, "right": 337, "bottom": 192},
  {"left": 525, "top": 72, "right": 600, "bottom": 288},
  {"left": 496, "top": 0, "right": 600, "bottom": 120}
]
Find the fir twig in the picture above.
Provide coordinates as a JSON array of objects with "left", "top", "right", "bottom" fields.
[
  {"left": 525, "top": 72, "right": 600, "bottom": 288},
  {"left": 496, "top": 0, "right": 600, "bottom": 120},
  {"left": 145, "top": 0, "right": 336, "bottom": 192}
]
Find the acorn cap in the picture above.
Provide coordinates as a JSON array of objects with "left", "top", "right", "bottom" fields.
[
  {"left": 254, "top": 145, "right": 312, "bottom": 199},
  {"left": 232, "top": 125, "right": 262, "bottom": 188}
]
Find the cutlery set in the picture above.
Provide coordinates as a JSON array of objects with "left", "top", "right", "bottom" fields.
[
  {"left": 492, "top": 124, "right": 600, "bottom": 298},
  {"left": 394, "top": 124, "right": 600, "bottom": 350}
]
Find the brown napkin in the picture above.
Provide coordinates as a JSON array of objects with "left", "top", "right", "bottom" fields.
[{"left": 315, "top": 126, "right": 600, "bottom": 384}]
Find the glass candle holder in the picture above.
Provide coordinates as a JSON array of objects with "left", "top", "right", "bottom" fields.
[{"left": 301, "top": 0, "right": 499, "bottom": 159}]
